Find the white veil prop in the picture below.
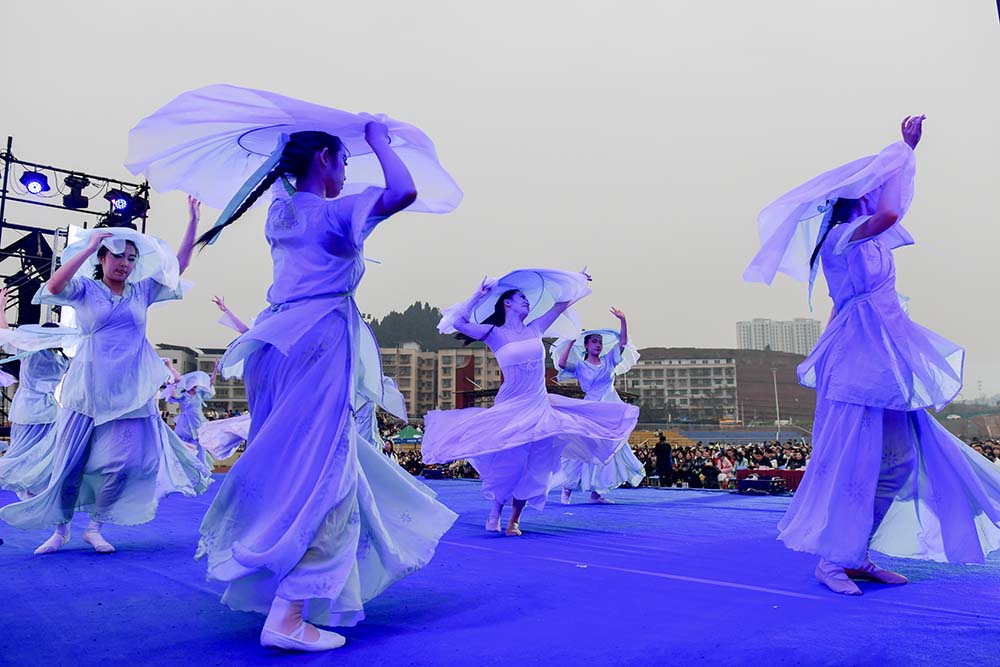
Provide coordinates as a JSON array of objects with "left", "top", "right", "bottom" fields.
[
  {"left": 744, "top": 141, "right": 916, "bottom": 298},
  {"left": 61, "top": 225, "right": 181, "bottom": 289},
  {"left": 47, "top": 226, "right": 181, "bottom": 345},
  {"left": 125, "top": 84, "right": 463, "bottom": 243},
  {"left": 0, "top": 324, "right": 80, "bottom": 355},
  {"left": 438, "top": 269, "right": 591, "bottom": 341},
  {"left": 178, "top": 370, "right": 213, "bottom": 394},
  {"left": 550, "top": 329, "right": 640, "bottom": 383}
]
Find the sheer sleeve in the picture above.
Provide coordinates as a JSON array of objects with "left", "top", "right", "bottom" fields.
[{"left": 33, "top": 277, "right": 88, "bottom": 307}]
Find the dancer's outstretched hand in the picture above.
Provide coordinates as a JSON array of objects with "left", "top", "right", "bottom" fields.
[
  {"left": 901, "top": 115, "right": 925, "bottom": 149},
  {"left": 580, "top": 266, "right": 592, "bottom": 282},
  {"left": 476, "top": 276, "right": 496, "bottom": 298},
  {"left": 188, "top": 196, "right": 201, "bottom": 226},
  {"left": 610, "top": 307, "right": 626, "bottom": 321},
  {"left": 212, "top": 295, "right": 229, "bottom": 313}
]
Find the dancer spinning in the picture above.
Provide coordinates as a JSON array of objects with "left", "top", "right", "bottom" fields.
[
  {"left": 553, "top": 308, "right": 645, "bottom": 504},
  {"left": 0, "top": 292, "right": 73, "bottom": 498},
  {"left": 0, "top": 206, "right": 213, "bottom": 555},
  {"left": 422, "top": 270, "right": 640, "bottom": 536},
  {"left": 194, "top": 123, "right": 458, "bottom": 652},
  {"left": 169, "top": 367, "right": 218, "bottom": 466},
  {"left": 745, "top": 116, "right": 1000, "bottom": 595}
]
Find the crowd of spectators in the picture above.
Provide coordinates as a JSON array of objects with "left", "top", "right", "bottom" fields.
[
  {"left": 201, "top": 409, "right": 1000, "bottom": 488},
  {"left": 633, "top": 435, "right": 813, "bottom": 490},
  {"left": 969, "top": 438, "right": 1000, "bottom": 466}
]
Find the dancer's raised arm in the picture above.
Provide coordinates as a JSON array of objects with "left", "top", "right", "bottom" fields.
[
  {"left": 177, "top": 196, "right": 200, "bottom": 275},
  {"left": 532, "top": 269, "right": 592, "bottom": 334},
  {"left": 849, "top": 115, "right": 924, "bottom": 243},
  {"left": 0, "top": 287, "right": 9, "bottom": 330},
  {"left": 556, "top": 339, "right": 573, "bottom": 370},
  {"left": 47, "top": 233, "right": 113, "bottom": 295},
  {"left": 611, "top": 307, "right": 628, "bottom": 351},
  {"left": 365, "top": 121, "right": 417, "bottom": 218},
  {"left": 451, "top": 277, "right": 497, "bottom": 342},
  {"left": 212, "top": 295, "right": 249, "bottom": 334}
]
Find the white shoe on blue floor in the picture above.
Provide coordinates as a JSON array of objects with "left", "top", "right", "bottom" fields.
[
  {"left": 34, "top": 526, "right": 70, "bottom": 555},
  {"left": 260, "top": 621, "right": 346, "bottom": 652}
]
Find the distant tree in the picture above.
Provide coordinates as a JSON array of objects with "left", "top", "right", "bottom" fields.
[{"left": 369, "top": 301, "right": 484, "bottom": 351}]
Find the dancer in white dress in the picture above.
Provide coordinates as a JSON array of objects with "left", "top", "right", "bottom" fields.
[
  {"left": 0, "top": 207, "right": 213, "bottom": 555},
  {"left": 194, "top": 125, "right": 458, "bottom": 652},
  {"left": 0, "top": 292, "right": 73, "bottom": 498},
  {"left": 746, "top": 116, "right": 1000, "bottom": 595},
  {"left": 554, "top": 308, "right": 645, "bottom": 504},
  {"left": 169, "top": 369, "right": 217, "bottom": 466},
  {"left": 422, "top": 271, "right": 639, "bottom": 536}
]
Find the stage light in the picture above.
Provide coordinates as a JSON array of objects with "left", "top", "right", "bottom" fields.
[
  {"left": 102, "top": 188, "right": 149, "bottom": 225},
  {"left": 19, "top": 171, "right": 50, "bottom": 194},
  {"left": 63, "top": 174, "right": 90, "bottom": 209},
  {"left": 105, "top": 189, "right": 131, "bottom": 211}
]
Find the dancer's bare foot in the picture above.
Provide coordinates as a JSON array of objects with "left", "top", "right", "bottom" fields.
[
  {"left": 561, "top": 488, "right": 572, "bottom": 505},
  {"left": 845, "top": 557, "right": 908, "bottom": 585},
  {"left": 505, "top": 521, "right": 522, "bottom": 537},
  {"left": 815, "top": 558, "right": 862, "bottom": 595}
]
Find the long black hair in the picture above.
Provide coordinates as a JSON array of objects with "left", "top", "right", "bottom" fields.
[
  {"left": 196, "top": 131, "right": 346, "bottom": 248},
  {"left": 809, "top": 197, "right": 860, "bottom": 272},
  {"left": 455, "top": 288, "right": 519, "bottom": 346},
  {"left": 93, "top": 240, "right": 139, "bottom": 281}
]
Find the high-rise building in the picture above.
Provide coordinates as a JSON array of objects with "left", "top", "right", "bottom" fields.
[
  {"left": 380, "top": 342, "right": 439, "bottom": 419},
  {"left": 736, "top": 318, "right": 822, "bottom": 356},
  {"left": 436, "top": 346, "right": 502, "bottom": 411},
  {"left": 379, "top": 342, "right": 505, "bottom": 417},
  {"left": 614, "top": 350, "right": 738, "bottom": 423},
  {"left": 619, "top": 347, "right": 817, "bottom": 425}
]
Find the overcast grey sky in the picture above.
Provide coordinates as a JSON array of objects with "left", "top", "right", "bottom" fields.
[{"left": 3, "top": 1, "right": 998, "bottom": 396}]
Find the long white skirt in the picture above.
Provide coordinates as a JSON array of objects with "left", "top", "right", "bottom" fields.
[
  {"left": 561, "top": 443, "right": 646, "bottom": 495},
  {"left": 0, "top": 407, "right": 213, "bottom": 528}
]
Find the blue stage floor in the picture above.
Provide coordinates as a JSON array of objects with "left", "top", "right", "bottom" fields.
[{"left": 2, "top": 478, "right": 999, "bottom": 666}]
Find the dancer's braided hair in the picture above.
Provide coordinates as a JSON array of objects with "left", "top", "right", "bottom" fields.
[
  {"left": 808, "top": 197, "right": 859, "bottom": 272},
  {"left": 196, "top": 131, "right": 346, "bottom": 248}
]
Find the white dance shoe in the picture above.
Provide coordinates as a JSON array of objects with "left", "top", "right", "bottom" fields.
[
  {"left": 34, "top": 527, "right": 71, "bottom": 555},
  {"left": 815, "top": 559, "right": 862, "bottom": 596},
  {"left": 260, "top": 622, "right": 346, "bottom": 652},
  {"left": 82, "top": 528, "right": 115, "bottom": 554},
  {"left": 845, "top": 557, "right": 908, "bottom": 585}
]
